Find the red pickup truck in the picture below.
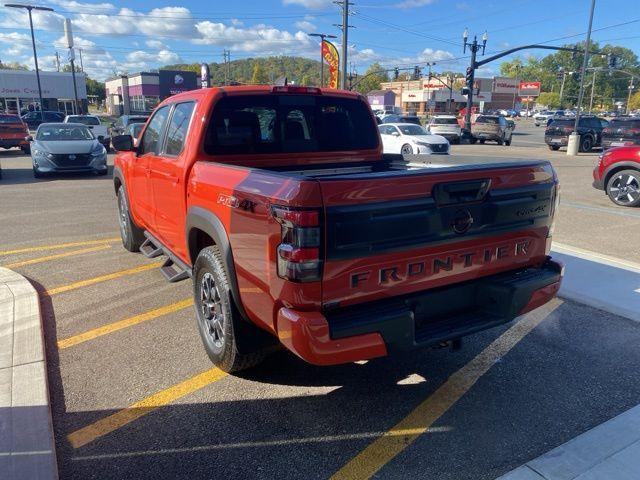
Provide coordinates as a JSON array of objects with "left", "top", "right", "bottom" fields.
[{"left": 112, "top": 85, "right": 563, "bottom": 372}]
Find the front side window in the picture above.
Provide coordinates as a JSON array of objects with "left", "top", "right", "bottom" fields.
[
  {"left": 165, "top": 102, "right": 196, "bottom": 156},
  {"left": 205, "top": 94, "right": 378, "bottom": 155},
  {"left": 140, "top": 105, "right": 170, "bottom": 155},
  {"left": 398, "top": 124, "right": 427, "bottom": 135}
]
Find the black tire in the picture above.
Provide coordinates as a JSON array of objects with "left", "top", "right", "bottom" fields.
[
  {"left": 606, "top": 169, "right": 640, "bottom": 207},
  {"left": 454, "top": 137, "right": 461, "bottom": 144},
  {"left": 400, "top": 144, "right": 413, "bottom": 154},
  {"left": 549, "top": 145, "right": 560, "bottom": 151},
  {"left": 116, "top": 185, "right": 145, "bottom": 252},
  {"left": 496, "top": 135, "right": 504, "bottom": 146},
  {"left": 470, "top": 138, "right": 477, "bottom": 144},
  {"left": 21, "top": 146, "right": 30, "bottom": 154},
  {"left": 194, "top": 246, "right": 266, "bottom": 372},
  {"left": 580, "top": 135, "right": 593, "bottom": 153},
  {"left": 505, "top": 137, "right": 512, "bottom": 146},
  {"left": 97, "top": 169, "right": 108, "bottom": 176},
  {"left": 479, "top": 139, "right": 485, "bottom": 144}
]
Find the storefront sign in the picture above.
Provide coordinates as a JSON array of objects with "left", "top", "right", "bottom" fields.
[
  {"left": 493, "top": 77, "right": 518, "bottom": 93},
  {"left": 0, "top": 69, "right": 87, "bottom": 99},
  {"left": 518, "top": 81, "right": 541, "bottom": 97},
  {"left": 159, "top": 70, "right": 197, "bottom": 98}
]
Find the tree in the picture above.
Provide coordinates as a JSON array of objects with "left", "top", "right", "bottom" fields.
[
  {"left": 537, "top": 92, "right": 561, "bottom": 109},
  {"left": 354, "top": 63, "right": 389, "bottom": 95},
  {"left": 1, "top": 61, "right": 29, "bottom": 70},
  {"left": 300, "top": 74, "right": 310, "bottom": 86},
  {"left": 628, "top": 91, "right": 640, "bottom": 112},
  {"left": 250, "top": 62, "right": 269, "bottom": 84},
  {"left": 86, "top": 77, "right": 106, "bottom": 101}
]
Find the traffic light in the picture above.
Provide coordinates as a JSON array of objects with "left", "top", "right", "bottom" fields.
[
  {"left": 413, "top": 65, "right": 421, "bottom": 80},
  {"left": 465, "top": 67, "right": 474, "bottom": 87},
  {"left": 608, "top": 54, "right": 618, "bottom": 70},
  {"left": 556, "top": 69, "right": 565, "bottom": 80},
  {"left": 394, "top": 67, "right": 399, "bottom": 80}
]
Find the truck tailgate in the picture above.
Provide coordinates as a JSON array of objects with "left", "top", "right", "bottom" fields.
[{"left": 319, "top": 162, "right": 556, "bottom": 307}]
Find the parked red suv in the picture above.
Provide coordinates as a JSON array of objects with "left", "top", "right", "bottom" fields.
[
  {"left": 593, "top": 146, "right": 640, "bottom": 207},
  {"left": 112, "top": 85, "right": 562, "bottom": 372}
]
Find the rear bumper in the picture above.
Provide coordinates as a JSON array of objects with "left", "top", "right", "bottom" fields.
[
  {"left": 545, "top": 135, "right": 568, "bottom": 146},
  {"left": 276, "top": 259, "right": 563, "bottom": 366},
  {"left": 0, "top": 139, "right": 28, "bottom": 148},
  {"left": 592, "top": 177, "right": 604, "bottom": 190}
]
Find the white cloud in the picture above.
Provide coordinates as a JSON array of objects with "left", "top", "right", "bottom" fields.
[
  {"left": 416, "top": 48, "right": 455, "bottom": 62},
  {"left": 294, "top": 20, "right": 316, "bottom": 32},
  {"left": 145, "top": 40, "right": 168, "bottom": 50},
  {"left": 282, "top": 0, "right": 333, "bottom": 8},
  {"left": 125, "top": 49, "right": 181, "bottom": 68},
  {"left": 194, "top": 21, "right": 312, "bottom": 53},
  {"left": 47, "top": 0, "right": 116, "bottom": 11},
  {"left": 394, "top": 0, "right": 436, "bottom": 8}
]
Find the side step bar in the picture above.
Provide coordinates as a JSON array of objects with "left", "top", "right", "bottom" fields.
[
  {"left": 142, "top": 232, "right": 192, "bottom": 283},
  {"left": 139, "top": 238, "right": 163, "bottom": 258},
  {"left": 160, "top": 257, "right": 190, "bottom": 283}
]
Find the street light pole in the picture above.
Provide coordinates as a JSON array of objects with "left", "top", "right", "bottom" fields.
[
  {"left": 308, "top": 33, "right": 336, "bottom": 87},
  {"left": 5, "top": 3, "right": 55, "bottom": 122},
  {"left": 462, "top": 28, "right": 488, "bottom": 137},
  {"left": 627, "top": 77, "right": 635, "bottom": 115},
  {"left": 568, "top": 0, "right": 596, "bottom": 155}
]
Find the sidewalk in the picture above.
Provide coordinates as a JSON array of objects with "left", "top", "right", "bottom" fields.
[
  {"left": 0, "top": 267, "right": 58, "bottom": 479},
  {"left": 497, "top": 404, "right": 640, "bottom": 480},
  {"left": 497, "top": 244, "right": 640, "bottom": 480}
]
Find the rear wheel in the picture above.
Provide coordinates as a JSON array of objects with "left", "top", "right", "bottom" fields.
[
  {"left": 400, "top": 144, "right": 413, "bottom": 154},
  {"left": 549, "top": 145, "right": 560, "bottom": 151},
  {"left": 504, "top": 136, "right": 512, "bottom": 146},
  {"left": 194, "top": 246, "right": 266, "bottom": 372},
  {"left": 496, "top": 135, "right": 504, "bottom": 146},
  {"left": 117, "top": 185, "right": 145, "bottom": 252},
  {"left": 479, "top": 139, "right": 485, "bottom": 144},
  {"left": 606, "top": 170, "right": 640, "bottom": 207},
  {"left": 470, "top": 138, "right": 477, "bottom": 144},
  {"left": 580, "top": 135, "right": 593, "bottom": 153}
]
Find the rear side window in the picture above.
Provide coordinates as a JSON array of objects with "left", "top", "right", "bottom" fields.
[
  {"left": 610, "top": 119, "right": 640, "bottom": 129},
  {"left": 140, "top": 105, "right": 170, "bottom": 155},
  {"left": 0, "top": 114, "right": 21, "bottom": 123},
  {"left": 165, "top": 102, "right": 195, "bottom": 156},
  {"left": 205, "top": 94, "right": 378, "bottom": 155},
  {"left": 431, "top": 117, "right": 458, "bottom": 125}
]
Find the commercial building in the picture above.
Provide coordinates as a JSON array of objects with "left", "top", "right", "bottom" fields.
[
  {"left": 0, "top": 68, "right": 87, "bottom": 115},
  {"left": 105, "top": 70, "right": 199, "bottom": 116},
  {"left": 377, "top": 75, "right": 537, "bottom": 114},
  {"left": 366, "top": 90, "right": 397, "bottom": 113}
]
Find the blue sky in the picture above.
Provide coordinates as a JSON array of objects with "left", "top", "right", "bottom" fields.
[{"left": 0, "top": 0, "right": 637, "bottom": 80}]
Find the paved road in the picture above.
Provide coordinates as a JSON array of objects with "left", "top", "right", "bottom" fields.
[{"left": 1, "top": 126, "right": 639, "bottom": 479}]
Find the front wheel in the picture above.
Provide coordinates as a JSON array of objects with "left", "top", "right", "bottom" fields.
[
  {"left": 400, "top": 144, "right": 413, "bottom": 154},
  {"left": 117, "top": 185, "right": 145, "bottom": 252},
  {"left": 470, "top": 138, "right": 478, "bottom": 144},
  {"left": 549, "top": 145, "right": 560, "bottom": 151},
  {"left": 194, "top": 246, "right": 266, "bottom": 372},
  {"left": 606, "top": 170, "right": 640, "bottom": 207}
]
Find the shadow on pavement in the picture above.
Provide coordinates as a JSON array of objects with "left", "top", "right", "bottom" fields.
[{"left": 0, "top": 167, "right": 113, "bottom": 186}]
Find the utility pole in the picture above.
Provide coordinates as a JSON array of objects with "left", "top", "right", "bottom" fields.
[
  {"left": 589, "top": 69, "right": 597, "bottom": 113},
  {"left": 627, "top": 77, "right": 635, "bottom": 114},
  {"left": 79, "top": 47, "right": 84, "bottom": 72},
  {"left": 55, "top": 51, "right": 60, "bottom": 72},
  {"left": 512, "top": 65, "right": 521, "bottom": 110},
  {"left": 334, "top": 0, "right": 352, "bottom": 90},
  {"left": 462, "top": 28, "right": 488, "bottom": 136},
  {"left": 308, "top": 33, "right": 337, "bottom": 87},
  {"left": 568, "top": 0, "right": 596, "bottom": 155},
  {"left": 6, "top": 3, "right": 55, "bottom": 122},
  {"left": 223, "top": 50, "right": 231, "bottom": 85},
  {"left": 64, "top": 19, "right": 80, "bottom": 114}
]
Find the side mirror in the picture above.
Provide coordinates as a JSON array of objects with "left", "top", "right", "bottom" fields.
[
  {"left": 391, "top": 131, "right": 400, "bottom": 137},
  {"left": 111, "top": 134, "right": 135, "bottom": 152},
  {"left": 25, "top": 135, "right": 33, "bottom": 142}
]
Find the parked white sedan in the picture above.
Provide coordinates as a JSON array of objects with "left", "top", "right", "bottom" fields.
[{"left": 379, "top": 123, "right": 450, "bottom": 155}]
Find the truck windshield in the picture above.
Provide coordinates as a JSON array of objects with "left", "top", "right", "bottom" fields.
[{"left": 205, "top": 94, "right": 378, "bottom": 155}]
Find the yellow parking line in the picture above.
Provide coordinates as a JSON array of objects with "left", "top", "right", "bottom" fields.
[
  {"left": 2, "top": 245, "right": 111, "bottom": 269},
  {"left": 67, "top": 367, "right": 227, "bottom": 449},
  {"left": 331, "top": 299, "right": 563, "bottom": 480},
  {"left": 46, "top": 262, "right": 162, "bottom": 296},
  {"left": 0, "top": 237, "right": 120, "bottom": 256},
  {"left": 57, "top": 298, "right": 193, "bottom": 349}
]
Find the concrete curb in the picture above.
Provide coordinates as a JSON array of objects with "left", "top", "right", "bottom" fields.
[
  {"left": 551, "top": 242, "right": 640, "bottom": 323},
  {"left": 0, "top": 267, "right": 58, "bottom": 480}
]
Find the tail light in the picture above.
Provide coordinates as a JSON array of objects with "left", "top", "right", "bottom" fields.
[
  {"left": 602, "top": 127, "right": 612, "bottom": 135},
  {"left": 271, "top": 86, "right": 322, "bottom": 94},
  {"left": 272, "top": 206, "right": 322, "bottom": 282},
  {"left": 562, "top": 127, "right": 573, "bottom": 133}
]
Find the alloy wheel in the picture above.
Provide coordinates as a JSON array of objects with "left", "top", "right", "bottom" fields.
[
  {"left": 118, "top": 193, "right": 128, "bottom": 243},
  {"left": 200, "top": 272, "right": 225, "bottom": 349},
  {"left": 609, "top": 174, "right": 640, "bottom": 205}
]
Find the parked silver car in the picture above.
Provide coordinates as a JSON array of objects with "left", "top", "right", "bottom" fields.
[
  {"left": 427, "top": 115, "right": 462, "bottom": 144},
  {"left": 29, "top": 123, "right": 108, "bottom": 178}
]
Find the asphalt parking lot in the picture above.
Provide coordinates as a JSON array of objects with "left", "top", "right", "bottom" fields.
[{"left": 1, "top": 119, "right": 640, "bottom": 479}]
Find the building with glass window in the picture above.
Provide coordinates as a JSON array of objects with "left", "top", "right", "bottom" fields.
[
  {"left": 105, "top": 70, "right": 198, "bottom": 116},
  {"left": 0, "top": 68, "right": 87, "bottom": 115}
]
